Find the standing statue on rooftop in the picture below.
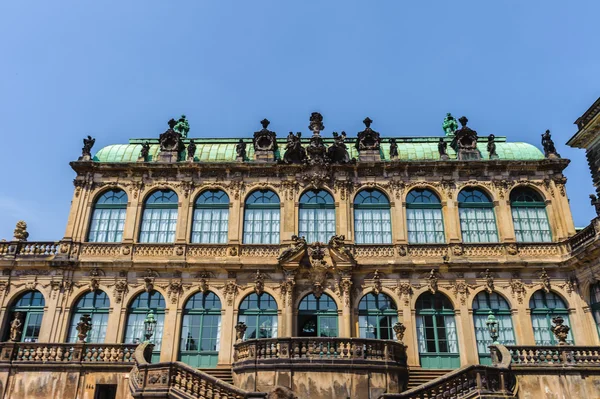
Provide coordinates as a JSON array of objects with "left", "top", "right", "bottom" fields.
[
  {"left": 541, "top": 129, "right": 560, "bottom": 158},
  {"left": 442, "top": 113, "right": 459, "bottom": 136},
  {"left": 487, "top": 134, "right": 498, "bottom": 159},
  {"left": 438, "top": 138, "right": 449, "bottom": 160},
  {"left": 187, "top": 140, "right": 196, "bottom": 161},
  {"left": 236, "top": 139, "right": 247, "bottom": 160},
  {"left": 173, "top": 115, "right": 190, "bottom": 138},
  {"left": 140, "top": 141, "right": 150, "bottom": 161},
  {"left": 389, "top": 138, "right": 398, "bottom": 159},
  {"left": 80, "top": 135, "right": 95, "bottom": 160}
]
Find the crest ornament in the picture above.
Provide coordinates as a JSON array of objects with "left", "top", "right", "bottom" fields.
[
  {"left": 308, "top": 243, "right": 330, "bottom": 298},
  {"left": 356, "top": 117, "right": 381, "bottom": 151},
  {"left": 451, "top": 116, "right": 481, "bottom": 160},
  {"left": 253, "top": 119, "right": 277, "bottom": 152},
  {"left": 159, "top": 119, "right": 184, "bottom": 152}
]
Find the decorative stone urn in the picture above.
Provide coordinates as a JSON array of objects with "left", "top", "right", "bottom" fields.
[
  {"left": 393, "top": 322, "right": 406, "bottom": 344},
  {"left": 551, "top": 315, "right": 571, "bottom": 345},
  {"left": 235, "top": 321, "right": 247, "bottom": 343}
]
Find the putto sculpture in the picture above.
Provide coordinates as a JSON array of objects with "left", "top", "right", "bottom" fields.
[
  {"left": 442, "top": 113, "right": 459, "bottom": 136},
  {"left": 236, "top": 139, "right": 247, "bottom": 161},
  {"left": 139, "top": 141, "right": 151, "bottom": 161},
  {"left": 327, "top": 131, "right": 351, "bottom": 164},
  {"left": 282, "top": 132, "right": 306, "bottom": 164},
  {"left": 79, "top": 135, "right": 96, "bottom": 161},
  {"left": 541, "top": 129, "right": 560, "bottom": 158}
]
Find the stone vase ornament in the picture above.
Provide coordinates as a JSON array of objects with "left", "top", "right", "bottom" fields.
[
  {"left": 235, "top": 322, "right": 247, "bottom": 343},
  {"left": 551, "top": 315, "right": 570, "bottom": 345},
  {"left": 76, "top": 314, "right": 92, "bottom": 343},
  {"left": 393, "top": 321, "right": 406, "bottom": 344}
]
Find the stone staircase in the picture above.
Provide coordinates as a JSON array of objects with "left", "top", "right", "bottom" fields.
[
  {"left": 197, "top": 367, "right": 234, "bottom": 385},
  {"left": 406, "top": 367, "right": 452, "bottom": 390}
]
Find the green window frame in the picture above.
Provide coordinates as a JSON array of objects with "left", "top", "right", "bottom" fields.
[
  {"left": 458, "top": 188, "right": 498, "bottom": 243},
  {"left": 530, "top": 290, "right": 573, "bottom": 345},
  {"left": 238, "top": 293, "right": 278, "bottom": 339},
  {"left": 299, "top": 190, "right": 335, "bottom": 244},
  {"left": 591, "top": 283, "right": 600, "bottom": 339},
  {"left": 6, "top": 291, "right": 45, "bottom": 342},
  {"left": 358, "top": 293, "right": 397, "bottom": 340},
  {"left": 354, "top": 189, "right": 392, "bottom": 244},
  {"left": 124, "top": 291, "right": 165, "bottom": 362},
  {"left": 191, "top": 189, "right": 229, "bottom": 244},
  {"left": 298, "top": 294, "right": 339, "bottom": 337},
  {"left": 139, "top": 190, "right": 178, "bottom": 243},
  {"left": 88, "top": 189, "right": 127, "bottom": 243},
  {"left": 243, "top": 190, "right": 280, "bottom": 244},
  {"left": 510, "top": 188, "right": 551, "bottom": 243},
  {"left": 406, "top": 188, "right": 445, "bottom": 244},
  {"left": 68, "top": 291, "right": 110, "bottom": 343},
  {"left": 179, "top": 292, "right": 222, "bottom": 368},
  {"left": 472, "top": 292, "right": 515, "bottom": 364}
]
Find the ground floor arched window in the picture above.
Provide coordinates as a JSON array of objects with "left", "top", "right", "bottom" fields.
[
  {"left": 358, "top": 293, "right": 397, "bottom": 339},
  {"left": 416, "top": 292, "right": 459, "bottom": 369},
  {"left": 67, "top": 291, "right": 111, "bottom": 343},
  {"left": 124, "top": 290, "right": 165, "bottom": 362},
  {"left": 530, "top": 290, "right": 573, "bottom": 345},
  {"left": 238, "top": 293, "right": 278, "bottom": 339},
  {"left": 5, "top": 291, "right": 45, "bottom": 342},
  {"left": 298, "top": 294, "right": 338, "bottom": 337},
  {"left": 472, "top": 291, "right": 515, "bottom": 364},
  {"left": 179, "top": 292, "right": 222, "bottom": 368}
]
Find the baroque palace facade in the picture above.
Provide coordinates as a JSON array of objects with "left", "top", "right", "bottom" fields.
[{"left": 2, "top": 108, "right": 600, "bottom": 399}]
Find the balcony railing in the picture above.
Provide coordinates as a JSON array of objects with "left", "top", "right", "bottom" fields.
[
  {"left": 0, "top": 342, "right": 136, "bottom": 365},
  {"left": 569, "top": 223, "right": 597, "bottom": 251},
  {"left": 506, "top": 345, "right": 600, "bottom": 367}
]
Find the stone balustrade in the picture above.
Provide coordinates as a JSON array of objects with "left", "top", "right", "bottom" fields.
[
  {"left": 0, "top": 342, "right": 136, "bottom": 364},
  {"left": 569, "top": 223, "right": 597, "bottom": 251},
  {"left": 234, "top": 337, "right": 407, "bottom": 364},
  {"left": 505, "top": 345, "right": 600, "bottom": 367},
  {"left": 0, "top": 241, "right": 62, "bottom": 258},
  {"left": 130, "top": 343, "right": 267, "bottom": 399}
]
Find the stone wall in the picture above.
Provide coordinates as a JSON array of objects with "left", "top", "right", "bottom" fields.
[{"left": 515, "top": 371, "right": 600, "bottom": 399}]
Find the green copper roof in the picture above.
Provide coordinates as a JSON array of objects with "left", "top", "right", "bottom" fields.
[{"left": 93, "top": 137, "right": 544, "bottom": 163}]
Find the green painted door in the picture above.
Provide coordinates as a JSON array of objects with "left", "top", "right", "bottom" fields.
[
  {"left": 179, "top": 292, "right": 222, "bottom": 368},
  {"left": 416, "top": 293, "right": 460, "bottom": 369}
]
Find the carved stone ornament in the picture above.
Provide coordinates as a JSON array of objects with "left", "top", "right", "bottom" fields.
[
  {"left": 540, "top": 268, "right": 551, "bottom": 293},
  {"left": 13, "top": 221, "right": 29, "bottom": 241},
  {"left": 427, "top": 269, "right": 438, "bottom": 294},
  {"left": 222, "top": 280, "right": 239, "bottom": 306},
  {"left": 396, "top": 282, "right": 413, "bottom": 306},
  {"left": 452, "top": 281, "right": 469, "bottom": 305},
  {"left": 282, "top": 132, "right": 307, "bottom": 164},
  {"left": 507, "top": 243, "right": 518, "bottom": 256},
  {"left": 199, "top": 276, "right": 209, "bottom": 294},
  {"left": 451, "top": 116, "right": 481, "bottom": 160},
  {"left": 159, "top": 119, "right": 184, "bottom": 152},
  {"left": 356, "top": 117, "right": 381, "bottom": 151},
  {"left": 484, "top": 269, "right": 494, "bottom": 293},
  {"left": 144, "top": 277, "right": 154, "bottom": 293},
  {"left": 327, "top": 131, "right": 352, "bottom": 164},
  {"left": 89, "top": 278, "right": 100, "bottom": 292},
  {"left": 308, "top": 243, "right": 329, "bottom": 298},
  {"left": 253, "top": 119, "right": 277, "bottom": 152},
  {"left": 9, "top": 312, "right": 23, "bottom": 342},
  {"left": 278, "top": 235, "right": 308, "bottom": 263},
  {"left": 328, "top": 234, "right": 355, "bottom": 264},
  {"left": 254, "top": 270, "right": 265, "bottom": 296},
  {"left": 338, "top": 278, "right": 352, "bottom": 307},
  {"left": 235, "top": 321, "right": 247, "bottom": 343},
  {"left": 309, "top": 112, "right": 325, "bottom": 134},
  {"left": 393, "top": 322, "right": 406, "bottom": 343},
  {"left": 551, "top": 316, "right": 570, "bottom": 345},
  {"left": 306, "top": 129, "right": 328, "bottom": 165},
  {"left": 113, "top": 280, "right": 128, "bottom": 304},
  {"left": 279, "top": 277, "right": 295, "bottom": 307},
  {"left": 371, "top": 270, "right": 383, "bottom": 295},
  {"left": 76, "top": 314, "right": 92, "bottom": 343},
  {"left": 167, "top": 281, "right": 183, "bottom": 304},
  {"left": 509, "top": 279, "right": 526, "bottom": 304}
]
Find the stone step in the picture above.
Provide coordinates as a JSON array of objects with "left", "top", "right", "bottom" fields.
[
  {"left": 197, "top": 367, "right": 234, "bottom": 384},
  {"left": 406, "top": 368, "right": 452, "bottom": 390}
]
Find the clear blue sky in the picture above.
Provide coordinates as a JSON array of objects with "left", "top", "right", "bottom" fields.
[{"left": 1, "top": 1, "right": 599, "bottom": 240}]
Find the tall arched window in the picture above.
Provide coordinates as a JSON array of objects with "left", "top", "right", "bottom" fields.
[
  {"left": 472, "top": 292, "right": 515, "bottom": 364},
  {"left": 180, "top": 292, "right": 222, "bottom": 368},
  {"left": 124, "top": 291, "right": 165, "bottom": 362},
  {"left": 299, "top": 190, "right": 335, "bottom": 243},
  {"left": 298, "top": 294, "right": 338, "bottom": 337},
  {"left": 139, "top": 190, "right": 178, "bottom": 243},
  {"left": 591, "top": 283, "right": 600, "bottom": 338},
  {"left": 191, "top": 190, "right": 229, "bottom": 244},
  {"left": 88, "top": 189, "right": 127, "bottom": 242},
  {"left": 354, "top": 189, "right": 392, "bottom": 244},
  {"left": 238, "top": 293, "right": 278, "bottom": 339},
  {"left": 68, "top": 291, "right": 110, "bottom": 343},
  {"left": 406, "top": 189, "right": 445, "bottom": 244},
  {"left": 530, "top": 290, "right": 573, "bottom": 345},
  {"left": 358, "top": 293, "right": 397, "bottom": 339},
  {"left": 458, "top": 188, "right": 498, "bottom": 243},
  {"left": 243, "top": 190, "right": 280, "bottom": 244},
  {"left": 416, "top": 293, "right": 459, "bottom": 369},
  {"left": 510, "top": 188, "right": 551, "bottom": 243},
  {"left": 5, "top": 291, "right": 45, "bottom": 342}
]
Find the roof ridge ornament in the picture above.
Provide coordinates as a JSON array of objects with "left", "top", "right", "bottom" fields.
[
  {"left": 158, "top": 118, "right": 184, "bottom": 162},
  {"left": 309, "top": 112, "right": 324, "bottom": 135},
  {"left": 253, "top": 118, "right": 277, "bottom": 162},
  {"left": 356, "top": 117, "right": 381, "bottom": 162},
  {"left": 451, "top": 116, "right": 481, "bottom": 160}
]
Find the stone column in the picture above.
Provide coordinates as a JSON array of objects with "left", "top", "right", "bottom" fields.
[
  {"left": 495, "top": 200, "right": 516, "bottom": 242},
  {"left": 229, "top": 193, "right": 242, "bottom": 244},
  {"left": 218, "top": 306, "right": 235, "bottom": 366},
  {"left": 443, "top": 200, "right": 461, "bottom": 243},
  {"left": 336, "top": 192, "right": 351, "bottom": 240},
  {"left": 63, "top": 185, "right": 90, "bottom": 241},
  {"left": 123, "top": 191, "right": 142, "bottom": 243},
  {"left": 161, "top": 305, "right": 180, "bottom": 362},
  {"left": 453, "top": 309, "right": 469, "bottom": 366},
  {"left": 282, "top": 198, "right": 295, "bottom": 243},
  {"left": 176, "top": 194, "right": 191, "bottom": 243},
  {"left": 38, "top": 286, "right": 62, "bottom": 342},
  {"left": 104, "top": 298, "right": 124, "bottom": 343},
  {"left": 394, "top": 201, "right": 407, "bottom": 244},
  {"left": 459, "top": 307, "right": 479, "bottom": 365},
  {"left": 406, "top": 308, "right": 420, "bottom": 367}
]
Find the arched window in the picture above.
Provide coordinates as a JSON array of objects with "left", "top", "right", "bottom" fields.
[
  {"left": 238, "top": 293, "right": 278, "bottom": 339},
  {"left": 472, "top": 292, "right": 515, "bottom": 364},
  {"left": 406, "top": 189, "right": 445, "bottom": 244},
  {"left": 68, "top": 291, "right": 110, "bottom": 343},
  {"left": 298, "top": 294, "right": 338, "bottom": 337},
  {"left": 180, "top": 292, "right": 222, "bottom": 368},
  {"left": 590, "top": 283, "right": 600, "bottom": 338},
  {"left": 299, "top": 190, "right": 335, "bottom": 243},
  {"left": 243, "top": 190, "right": 280, "bottom": 244},
  {"left": 510, "top": 188, "right": 551, "bottom": 243},
  {"left": 88, "top": 189, "right": 127, "bottom": 242},
  {"left": 139, "top": 190, "right": 178, "bottom": 243},
  {"left": 458, "top": 188, "right": 498, "bottom": 243},
  {"left": 5, "top": 291, "right": 45, "bottom": 342},
  {"left": 191, "top": 190, "right": 229, "bottom": 244},
  {"left": 416, "top": 293, "right": 459, "bottom": 369},
  {"left": 124, "top": 291, "right": 165, "bottom": 362},
  {"left": 354, "top": 189, "right": 392, "bottom": 244},
  {"left": 358, "top": 293, "right": 397, "bottom": 339},
  {"left": 530, "top": 290, "right": 573, "bottom": 345}
]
